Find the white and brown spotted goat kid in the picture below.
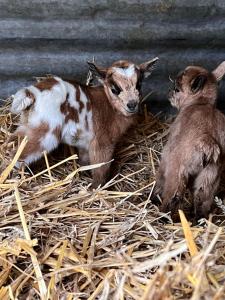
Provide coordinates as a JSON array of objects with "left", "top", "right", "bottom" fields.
[{"left": 10, "top": 58, "right": 158, "bottom": 187}]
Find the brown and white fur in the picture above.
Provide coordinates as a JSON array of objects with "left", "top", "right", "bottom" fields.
[
  {"left": 156, "top": 61, "right": 225, "bottom": 219},
  {"left": 9, "top": 58, "right": 158, "bottom": 187}
]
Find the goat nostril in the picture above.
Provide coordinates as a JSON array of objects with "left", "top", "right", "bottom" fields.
[{"left": 127, "top": 101, "right": 137, "bottom": 111}]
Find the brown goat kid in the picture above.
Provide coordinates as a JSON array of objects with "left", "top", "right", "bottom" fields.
[
  {"left": 157, "top": 61, "right": 225, "bottom": 219},
  {"left": 9, "top": 58, "right": 158, "bottom": 187}
]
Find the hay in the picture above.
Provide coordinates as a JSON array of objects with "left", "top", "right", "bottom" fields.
[{"left": 0, "top": 97, "right": 225, "bottom": 300}]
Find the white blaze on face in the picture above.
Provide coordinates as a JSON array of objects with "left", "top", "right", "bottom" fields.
[{"left": 112, "top": 64, "right": 135, "bottom": 78}]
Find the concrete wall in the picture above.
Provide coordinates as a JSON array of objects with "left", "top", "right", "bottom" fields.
[{"left": 0, "top": 0, "right": 225, "bottom": 112}]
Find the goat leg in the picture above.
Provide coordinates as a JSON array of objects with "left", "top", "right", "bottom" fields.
[
  {"left": 161, "top": 171, "right": 187, "bottom": 214},
  {"left": 89, "top": 139, "right": 114, "bottom": 188},
  {"left": 193, "top": 163, "right": 220, "bottom": 219}
]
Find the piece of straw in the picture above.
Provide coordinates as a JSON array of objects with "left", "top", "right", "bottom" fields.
[
  {"left": 14, "top": 186, "right": 47, "bottom": 299},
  {"left": 0, "top": 136, "right": 28, "bottom": 184},
  {"left": 179, "top": 210, "right": 198, "bottom": 257}
]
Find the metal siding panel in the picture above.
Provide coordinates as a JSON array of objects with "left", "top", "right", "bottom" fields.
[{"left": 0, "top": 0, "right": 224, "bottom": 112}]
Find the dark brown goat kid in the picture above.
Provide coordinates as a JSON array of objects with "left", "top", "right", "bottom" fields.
[{"left": 156, "top": 61, "right": 225, "bottom": 219}]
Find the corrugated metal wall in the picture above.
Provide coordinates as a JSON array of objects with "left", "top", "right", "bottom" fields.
[{"left": 0, "top": 0, "right": 225, "bottom": 112}]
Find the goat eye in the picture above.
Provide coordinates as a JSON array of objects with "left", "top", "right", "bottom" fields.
[{"left": 111, "top": 84, "right": 121, "bottom": 96}]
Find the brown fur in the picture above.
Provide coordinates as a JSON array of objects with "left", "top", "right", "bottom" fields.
[
  {"left": 157, "top": 62, "right": 225, "bottom": 219},
  {"left": 60, "top": 100, "right": 79, "bottom": 123},
  {"left": 25, "top": 89, "right": 35, "bottom": 105},
  {"left": 111, "top": 61, "right": 133, "bottom": 69},
  {"left": 52, "top": 126, "right": 62, "bottom": 141},
  {"left": 18, "top": 89, "right": 36, "bottom": 124},
  {"left": 72, "top": 82, "right": 85, "bottom": 113},
  {"left": 83, "top": 85, "right": 136, "bottom": 187},
  {"left": 35, "top": 77, "right": 58, "bottom": 91},
  {"left": 87, "top": 58, "right": 158, "bottom": 118},
  {"left": 13, "top": 122, "right": 50, "bottom": 160},
  {"left": 70, "top": 58, "right": 158, "bottom": 187},
  {"left": 79, "top": 100, "right": 84, "bottom": 113},
  {"left": 85, "top": 115, "right": 89, "bottom": 131}
]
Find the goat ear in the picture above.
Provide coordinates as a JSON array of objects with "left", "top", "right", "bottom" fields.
[
  {"left": 212, "top": 61, "right": 225, "bottom": 81},
  {"left": 191, "top": 75, "right": 207, "bottom": 93},
  {"left": 87, "top": 61, "right": 107, "bottom": 79},
  {"left": 139, "top": 57, "right": 159, "bottom": 79}
]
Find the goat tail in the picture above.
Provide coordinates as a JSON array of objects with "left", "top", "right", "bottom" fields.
[{"left": 11, "top": 87, "right": 36, "bottom": 114}]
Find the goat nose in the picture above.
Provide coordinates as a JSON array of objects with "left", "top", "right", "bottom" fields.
[{"left": 127, "top": 101, "right": 137, "bottom": 111}]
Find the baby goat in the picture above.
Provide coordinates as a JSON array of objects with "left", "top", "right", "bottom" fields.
[
  {"left": 10, "top": 58, "right": 158, "bottom": 187},
  {"left": 156, "top": 61, "right": 225, "bottom": 219}
]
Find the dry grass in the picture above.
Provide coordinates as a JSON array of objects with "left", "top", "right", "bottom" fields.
[{"left": 0, "top": 98, "right": 225, "bottom": 300}]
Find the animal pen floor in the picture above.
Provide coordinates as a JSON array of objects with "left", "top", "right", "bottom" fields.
[{"left": 0, "top": 98, "right": 225, "bottom": 300}]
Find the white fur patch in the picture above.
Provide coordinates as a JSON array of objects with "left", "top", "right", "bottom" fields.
[
  {"left": 113, "top": 64, "right": 135, "bottom": 78},
  {"left": 11, "top": 76, "right": 94, "bottom": 166},
  {"left": 41, "top": 132, "right": 59, "bottom": 152},
  {"left": 61, "top": 86, "right": 93, "bottom": 150},
  {"left": 29, "top": 81, "right": 66, "bottom": 129},
  {"left": 79, "top": 87, "right": 88, "bottom": 104},
  {"left": 11, "top": 89, "right": 33, "bottom": 113},
  {"left": 23, "top": 152, "right": 43, "bottom": 165},
  {"left": 62, "top": 120, "right": 77, "bottom": 145},
  {"left": 64, "top": 82, "right": 79, "bottom": 109}
]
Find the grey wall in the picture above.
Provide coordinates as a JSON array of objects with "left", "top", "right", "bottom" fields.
[{"left": 0, "top": 0, "right": 225, "bottom": 113}]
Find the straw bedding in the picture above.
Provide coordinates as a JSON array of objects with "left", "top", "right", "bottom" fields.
[{"left": 0, "top": 97, "right": 225, "bottom": 300}]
